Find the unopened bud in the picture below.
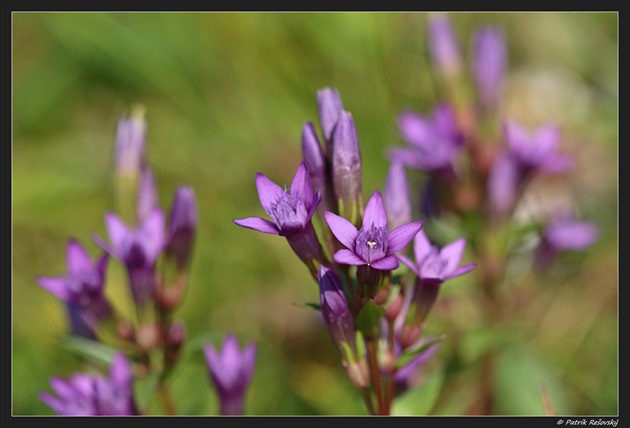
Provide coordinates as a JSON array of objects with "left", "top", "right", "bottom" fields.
[
  {"left": 344, "top": 358, "right": 370, "bottom": 389},
  {"left": 136, "top": 323, "right": 161, "bottom": 351}
]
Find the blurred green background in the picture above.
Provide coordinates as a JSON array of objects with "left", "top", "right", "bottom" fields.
[{"left": 12, "top": 12, "right": 617, "bottom": 415}]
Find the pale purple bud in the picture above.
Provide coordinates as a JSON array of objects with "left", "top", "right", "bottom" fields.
[
  {"left": 428, "top": 13, "right": 462, "bottom": 77},
  {"left": 331, "top": 111, "right": 363, "bottom": 224},
  {"left": 384, "top": 163, "right": 412, "bottom": 231},
  {"left": 317, "top": 87, "right": 344, "bottom": 150},
  {"left": 166, "top": 186, "right": 198, "bottom": 271},
  {"left": 472, "top": 26, "right": 507, "bottom": 110},
  {"left": 301, "top": 122, "right": 327, "bottom": 193},
  {"left": 114, "top": 114, "right": 146, "bottom": 178},
  {"left": 318, "top": 265, "right": 355, "bottom": 352}
]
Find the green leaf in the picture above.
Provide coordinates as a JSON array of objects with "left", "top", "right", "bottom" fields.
[
  {"left": 395, "top": 335, "right": 446, "bottom": 369},
  {"left": 61, "top": 335, "right": 118, "bottom": 369},
  {"left": 391, "top": 367, "right": 445, "bottom": 416},
  {"left": 355, "top": 300, "right": 385, "bottom": 337},
  {"left": 294, "top": 302, "right": 321, "bottom": 311}
]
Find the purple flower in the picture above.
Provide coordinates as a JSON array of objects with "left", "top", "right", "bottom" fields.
[
  {"left": 39, "top": 352, "right": 137, "bottom": 415},
  {"left": 534, "top": 208, "right": 600, "bottom": 271},
  {"left": 325, "top": 190, "right": 423, "bottom": 271},
  {"left": 165, "top": 186, "right": 198, "bottom": 272},
  {"left": 331, "top": 111, "right": 363, "bottom": 225},
  {"left": 427, "top": 12, "right": 462, "bottom": 77},
  {"left": 504, "top": 120, "right": 572, "bottom": 173},
  {"left": 204, "top": 335, "right": 257, "bottom": 416},
  {"left": 398, "top": 229, "right": 476, "bottom": 324},
  {"left": 393, "top": 340, "right": 441, "bottom": 396},
  {"left": 94, "top": 208, "right": 165, "bottom": 307},
  {"left": 37, "top": 239, "right": 112, "bottom": 334},
  {"left": 318, "top": 265, "right": 356, "bottom": 352},
  {"left": 317, "top": 87, "right": 345, "bottom": 151},
  {"left": 472, "top": 26, "right": 507, "bottom": 110},
  {"left": 114, "top": 114, "right": 146, "bottom": 178},
  {"left": 233, "top": 162, "right": 325, "bottom": 272},
  {"left": 389, "top": 104, "right": 464, "bottom": 171},
  {"left": 384, "top": 162, "right": 412, "bottom": 231}
]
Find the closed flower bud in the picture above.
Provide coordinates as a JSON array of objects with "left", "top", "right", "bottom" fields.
[{"left": 166, "top": 186, "right": 198, "bottom": 272}]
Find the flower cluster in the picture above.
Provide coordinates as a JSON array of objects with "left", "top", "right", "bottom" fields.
[
  {"left": 234, "top": 86, "right": 476, "bottom": 415},
  {"left": 37, "top": 110, "right": 256, "bottom": 416}
]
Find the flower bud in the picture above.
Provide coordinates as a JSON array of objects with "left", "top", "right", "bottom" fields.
[
  {"left": 114, "top": 109, "right": 146, "bottom": 180},
  {"left": 384, "top": 162, "right": 412, "bottom": 231},
  {"left": 166, "top": 186, "right": 198, "bottom": 272},
  {"left": 331, "top": 111, "right": 363, "bottom": 225},
  {"left": 472, "top": 26, "right": 506, "bottom": 110},
  {"left": 317, "top": 87, "right": 344, "bottom": 151},
  {"left": 427, "top": 13, "right": 462, "bottom": 78}
]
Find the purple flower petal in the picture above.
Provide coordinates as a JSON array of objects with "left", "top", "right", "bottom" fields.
[
  {"left": 362, "top": 190, "right": 387, "bottom": 229},
  {"left": 104, "top": 212, "right": 129, "bottom": 252},
  {"left": 109, "top": 352, "right": 133, "bottom": 388},
  {"left": 233, "top": 217, "right": 280, "bottom": 235},
  {"left": 37, "top": 276, "right": 70, "bottom": 300},
  {"left": 533, "top": 124, "right": 560, "bottom": 156},
  {"left": 503, "top": 120, "right": 530, "bottom": 156},
  {"left": 387, "top": 221, "right": 424, "bottom": 255},
  {"left": 413, "top": 229, "right": 434, "bottom": 266},
  {"left": 445, "top": 263, "right": 477, "bottom": 280},
  {"left": 66, "top": 239, "right": 93, "bottom": 276},
  {"left": 398, "top": 111, "right": 432, "bottom": 149},
  {"left": 333, "top": 249, "right": 367, "bottom": 266},
  {"left": 547, "top": 221, "right": 600, "bottom": 250},
  {"left": 140, "top": 208, "right": 165, "bottom": 263},
  {"left": 439, "top": 237, "right": 466, "bottom": 277},
  {"left": 255, "top": 172, "right": 284, "bottom": 210},
  {"left": 324, "top": 211, "right": 358, "bottom": 249},
  {"left": 487, "top": 153, "right": 520, "bottom": 215},
  {"left": 540, "top": 154, "right": 573, "bottom": 173},
  {"left": 370, "top": 255, "right": 400, "bottom": 270},
  {"left": 396, "top": 254, "right": 420, "bottom": 276},
  {"left": 39, "top": 392, "right": 67, "bottom": 415},
  {"left": 290, "top": 162, "right": 313, "bottom": 209},
  {"left": 307, "top": 191, "right": 323, "bottom": 221}
]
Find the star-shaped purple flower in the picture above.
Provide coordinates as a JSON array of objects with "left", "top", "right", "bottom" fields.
[
  {"left": 388, "top": 104, "right": 464, "bottom": 171},
  {"left": 37, "top": 239, "right": 112, "bottom": 334},
  {"left": 504, "top": 120, "right": 572, "bottom": 173},
  {"left": 324, "top": 190, "right": 423, "bottom": 271},
  {"left": 94, "top": 208, "right": 165, "bottom": 307},
  {"left": 234, "top": 162, "right": 325, "bottom": 272},
  {"left": 204, "top": 334, "right": 257, "bottom": 416},
  {"left": 39, "top": 352, "right": 137, "bottom": 415}
]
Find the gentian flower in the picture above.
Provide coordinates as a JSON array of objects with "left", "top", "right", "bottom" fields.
[
  {"left": 39, "top": 352, "right": 137, "bottom": 415},
  {"left": 384, "top": 162, "right": 412, "bottom": 232},
  {"left": 324, "top": 190, "right": 423, "bottom": 271},
  {"left": 318, "top": 265, "right": 369, "bottom": 388},
  {"left": 488, "top": 120, "right": 572, "bottom": 216},
  {"left": 37, "top": 239, "right": 112, "bottom": 335},
  {"left": 204, "top": 335, "right": 256, "bottom": 416},
  {"left": 393, "top": 339, "right": 441, "bottom": 396},
  {"left": 389, "top": 104, "right": 464, "bottom": 171},
  {"left": 472, "top": 26, "right": 507, "bottom": 110},
  {"left": 94, "top": 208, "right": 165, "bottom": 308},
  {"left": 398, "top": 229, "right": 476, "bottom": 324},
  {"left": 427, "top": 12, "right": 462, "bottom": 78},
  {"left": 165, "top": 186, "right": 198, "bottom": 272},
  {"left": 317, "top": 87, "right": 345, "bottom": 151},
  {"left": 331, "top": 111, "right": 363, "bottom": 225},
  {"left": 233, "top": 162, "right": 325, "bottom": 276},
  {"left": 534, "top": 208, "right": 599, "bottom": 271}
]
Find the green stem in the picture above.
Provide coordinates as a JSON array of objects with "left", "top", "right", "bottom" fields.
[
  {"left": 157, "top": 380, "right": 177, "bottom": 415},
  {"left": 366, "top": 339, "right": 387, "bottom": 415}
]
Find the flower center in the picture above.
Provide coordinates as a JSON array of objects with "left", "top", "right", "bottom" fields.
[
  {"left": 267, "top": 192, "right": 308, "bottom": 232},
  {"left": 355, "top": 223, "right": 388, "bottom": 265}
]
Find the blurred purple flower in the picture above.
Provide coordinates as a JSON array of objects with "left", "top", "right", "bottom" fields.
[
  {"left": 384, "top": 163, "right": 412, "bottom": 232},
  {"left": 472, "top": 26, "right": 507, "bottom": 110},
  {"left": 398, "top": 229, "right": 475, "bottom": 324},
  {"left": 39, "top": 352, "right": 137, "bottom": 415},
  {"left": 165, "top": 186, "right": 198, "bottom": 271},
  {"left": 389, "top": 104, "right": 464, "bottom": 171},
  {"left": 534, "top": 208, "right": 600, "bottom": 271},
  {"left": 504, "top": 120, "right": 572, "bottom": 173},
  {"left": 114, "top": 114, "right": 146, "bottom": 178},
  {"left": 487, "top": 153, "right": 520, "bottom": 217},
  {"left": 427, "top": 12, "right": 462, "bottom": 77},
  {"left": 94, "top": 208, "right": 165, "bottom": 307},
  {"left": 204, "top": 335, "right": 256, "bottom": 416},
  {"left": 37, "top": 239, "right": 112, "bottom": 334},
  {"left": 318, "top": 265, "right": 355, "bottom": 352},
  {"left": 233, "top": 162, "right": 325, "bottom": 269},
  {"left": 393, "top": 340, "right": 441, "bottom": 396},
  {"left": 325, "top": 190, "right": 423, "bottom": 271}
]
